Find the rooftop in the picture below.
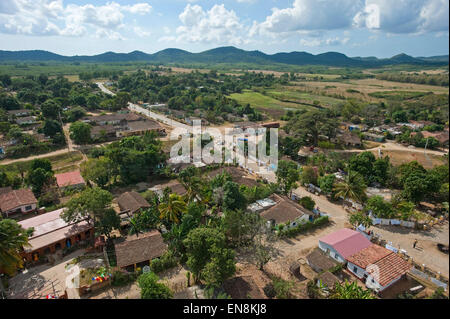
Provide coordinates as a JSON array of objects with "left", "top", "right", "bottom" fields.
[
  {"left": 306, "top": 248, "right": 339, "bottom": 271},
  {"left": 319, "top": 228, "right": 372, "bottom": 259},
  {"left": 260, "top": 194, "right": 313, "bottom": 225},
  {"left": 0, "top": 188, "right": 37, "bottom": 212},
  {"left": 114, "top": 230, "right": 167, "bottom": 268},
  {"left": 55, "top": 170, "right": 85, "bottom": 188},
  {"left": 370, "top": 252, "right": 412, "bottom": 287},
  {"left": 346, "top": 244, "right": 393, "bottom": 269},
  {"left": 317, "top": 271, "right": 341, "bottom": 289},
  {"left": 18, "top": 209, "right": 91, "bottom": 252},
  {"left": 117, "top": 191, "right": 151, "bottom": 214}
]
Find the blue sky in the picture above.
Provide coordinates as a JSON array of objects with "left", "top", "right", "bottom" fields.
[{"left": 0, "top": 0, "right": 448, "bottom": 58}]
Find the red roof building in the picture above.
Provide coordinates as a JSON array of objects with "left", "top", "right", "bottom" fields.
[
  {"left": 55, "top": 170, "right": 86, "bottom": 189},
  {"left": 319, "top": 228, "right": 372, "bottom": 263},
  {"left": 346, "top": 244, "right": 412, "bottom": 292}
]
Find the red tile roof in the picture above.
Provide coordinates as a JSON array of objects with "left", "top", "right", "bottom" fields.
[
  {"left": 346, "top": 244, "right": 393, "bottom": 269},
  {"left": 55, "top": 170, "right": 85, "bottom": 188},
  {"left": 0, "top": 188, "right": 37, "bottom": 212},
  {"left": 320, "top": 228, "right": 372, "bottom": 258},
  {"left": 369, "top": 253, "right": 412, "bottom": 287}
]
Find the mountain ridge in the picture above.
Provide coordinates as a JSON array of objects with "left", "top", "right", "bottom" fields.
[{"left": 0, "top": 46, "right": 447, "bottom": 67}]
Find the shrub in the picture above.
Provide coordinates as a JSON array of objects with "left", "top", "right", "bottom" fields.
[
  {"left": 150, "top": 250, "right": 178, "bottom": 273},
  {"left": 299, "top": 196, "right": 315, "bottom": 210},
  {"left": 278, "top": 216, "right": 329, "bottom": 238}
]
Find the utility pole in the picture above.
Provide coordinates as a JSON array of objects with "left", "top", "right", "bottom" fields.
[{"left": 0, "top": 274, "right": 7, "bottom": 299}]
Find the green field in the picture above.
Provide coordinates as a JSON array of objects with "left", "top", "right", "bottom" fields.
[
  {"left": 228, "top": 90, "right": 312, "bottom": 119},
  {"left": 266, "top": 88, "right": 344, "bottom": 107}
]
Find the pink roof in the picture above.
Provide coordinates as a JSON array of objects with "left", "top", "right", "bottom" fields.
[
  {"left": 55, "top": 170, "right": 85, "bottom": 188},
  {"left": 320, "top": 228, "right": 372, "bottom": 258},
  {"left": 19, "top": 208, "right": 92, "bottom": 252}
]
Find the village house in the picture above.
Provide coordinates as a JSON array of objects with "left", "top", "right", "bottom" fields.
[
  {"left": 18, "top": 208, "right": 94, "bottom": 263},
  {"left": 0, "top": 187, "right": 38, "bottom": 218},
  {"left": 7, "top": 109, "right": 32, "bottom": 118},
  {"left": 16, "top": 116, "right": 37, "bottom": 125},
  {"left": 318, "top": 228, "right": 372, "bottom": 263},
  {"left": 114, "top": 230, "right": 167, "bottom": 272},
  {"left": 149, "top": 180, "right": 188, "bottom": 198},
  {"left": 346, "top": 244, "right": 412, "bottom": 292},
  {"left": 82, "top": 113, "right": 141, "bottom": 126},
  {"left": 316, "top": 271, "right": 342, "bottom": 294},
  {"left": 363, "top": 132, "right": 385, "bottom": 142},
  {"left": 420, "top": 130, "right": 449, "bottom": 147},
  {"left": 90, "top": 124, "right": 117, "bottom": 140},
  {"left": 259, "top": 194, "right": 314, "bottom": 228},
  {"left": 306, "top": 247, "right": 339, "bottom": 273},
  {"left": 55, "top": 170, "right": 86, "bottom": 191},
  {"left": 117, "top": 191, "right": 151, "bottom": 217},
  {"left": 333, "top": 132, "right": 362, "bottom": 147},
  {"left": 117, "top": 119, "right": 166, "bottom": 137}
]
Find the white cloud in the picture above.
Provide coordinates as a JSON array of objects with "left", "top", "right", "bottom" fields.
[
  {"left": 300, "top": 37, "right": 350, "bottom": 47},
  {"left": 253, "top": 0, "right": 364, "bottom": 36},
  {"left": 354, "top": 0, "right": 449, "bottom": 34},
  {"left": 168, "top": 4, "right": 249, "bottom": 45},
  {"left": 133, "top": 26, "right": 151, "bottom": 38},
  {"left": 0, "top": 0, "right": 153, "bottom": 39},
  {"left": 253, "top": 0, "right": 448, "bottom": 38}
]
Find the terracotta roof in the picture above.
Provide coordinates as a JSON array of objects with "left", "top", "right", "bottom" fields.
[
  {"left": 339, "top": 132, "right": 361, "bottom": 145},
  {"left": 317, "top": 271, "right": 341, "bottom": 288},
  {"left": 117, "top": 191, "right": 151, "bottom": 214},
  {"left": 91, "top": 124, "right": 117, "bottom": 136},
  {"left": 0, "top": 187, "right": 13, "bottom": 195},
  {"left": 55, "top": 170, "right": 85, "bottom": 188},
  {"left": 319, "top": 228, "right": 372, "bottom": 259},
  {"left": 0, "top": 188, "right": 37, "bottom": 212},
  {"left": 306, "top": 248, "right": 339, "bottom": 272},
  {"left": 114, "top": 230, "right": 167, "bottom": 268},
  {"left": 260, "top": 194, "right": 313, "bottom": 225},
  {"left": 223, "top": 276, "right": 266, "bottom": 299},
  {"left": 346, "top": 244, "right": 392, "bottom": 269},
  {"left": 370, "top": 253, "right": 412, "bottom": 287}
]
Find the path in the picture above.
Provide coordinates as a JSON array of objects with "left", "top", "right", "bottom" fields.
[{"left": 338, "top": 141, "right": 448, "bottom": 157}]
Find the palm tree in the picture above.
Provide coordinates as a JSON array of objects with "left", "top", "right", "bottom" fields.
[
  {"left": 349, "top": 211, "right": 373, "bottom": 229},
  {"left": 0, "top": 219, "right": 32, "bottom": 275},
  {"left": 333, "top": 171, "right": 367, "bottom": 204},
  {"left": 330, "top": 281, "right": 375, "bottom": 299},
  {"left": 159, "top": 194, "right": 187, "bottom": 224}
]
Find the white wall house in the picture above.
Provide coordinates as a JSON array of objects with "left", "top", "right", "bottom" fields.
[
  {"left": 346, "top": 244, "right": 412, "bottom": 292},
  {"left": 318, "top": 241, "right": 347, "bottom": 263}
]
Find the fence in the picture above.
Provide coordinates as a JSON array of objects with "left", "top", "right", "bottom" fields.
[
  {"left": 370, "top": 216, "right": 415, "bottom": 228},
  {"left": 410, "top": 267, "right": 448, "bottom": 291}
]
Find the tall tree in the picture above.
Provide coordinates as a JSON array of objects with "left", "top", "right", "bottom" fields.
[
  {"left": 61, "top": 187, "right": 113, "bottom": 225},
  {"left": 159, "top": 193, "right": 187, "bottom": 224},
  {"left": 0, "top": 219, "right": 33, "bottom": 275},
  {"left": 333, "top": 171, "right": 367, "bottom": 203}
]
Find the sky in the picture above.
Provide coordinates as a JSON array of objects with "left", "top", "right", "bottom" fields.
[{"left": 0, "top": 0, "right": 448, "bottom": 58}]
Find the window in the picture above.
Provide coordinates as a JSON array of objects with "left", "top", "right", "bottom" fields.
[
  {"left": 353, "top": 266, "right": 358, "bottom": 273},
  {"left": 25, "top": 205, "right": 32, "bottom": 211}
]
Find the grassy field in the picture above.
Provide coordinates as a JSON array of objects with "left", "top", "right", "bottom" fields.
[
  {"left": 266, "top": 87, "right": 344, "bottom": 107},
  {"left": 228, "top": 89, "right": 312, "bottom": 119}
]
